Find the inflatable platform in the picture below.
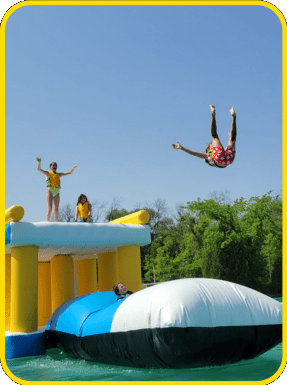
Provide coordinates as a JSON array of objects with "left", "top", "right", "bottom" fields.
[{"left": 5, "top": 205, "right": 151, "bottom": 359}]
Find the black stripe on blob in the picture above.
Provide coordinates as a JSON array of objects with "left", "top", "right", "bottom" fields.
[{"left": 46, "top": 324, "right": 282, "bottom": 369}]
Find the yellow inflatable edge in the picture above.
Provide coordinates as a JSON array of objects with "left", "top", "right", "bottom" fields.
[
  {"left": 5, "top": 205, "right": 25, "bottom": 226},
  {"left": 110, "top": 209, "right": 149, "bottom": 225}
]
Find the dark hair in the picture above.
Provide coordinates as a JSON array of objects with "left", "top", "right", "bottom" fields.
[
  {"left": 77, "top": 194, "right": 89, "bottom": 205},
  {"left": 113, "top": 283, "right": 123, "bottom": 295},
  {"left": 50, "top": 162, "right": 57, "bottom": 168}
]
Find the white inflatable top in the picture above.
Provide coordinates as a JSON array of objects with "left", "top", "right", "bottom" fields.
[
  {"left": 111, "top": 278, "right": 282, "bottom": 331},
  {"left": 5, "top": 221, "right": 151, "bottom": 261}
]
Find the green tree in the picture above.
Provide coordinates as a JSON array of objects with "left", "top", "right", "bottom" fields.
[
  {"left": 140, "top": 199, "right": 172, "bottom": 280},
  {"left": 143, "top": 192, "right": 282, "bottom": 293},
  {"left": 240, "top": 192, "right": 282, "bottom": 292},
  {"left": 183, "top": 195, "right": 276, "bottom": 291},
  {"left": 183, "top": 198, "right": 256, "bottom": 286},
  {"left": 105, "top": 208, "right": 129, "bottom": 221},
  {"left": 144, "top": 226, "right": 181, "bottom": 282}
]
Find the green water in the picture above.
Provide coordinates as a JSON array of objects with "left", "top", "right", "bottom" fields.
[
  {"left": 5, "top": 344, "right": 283, "bottom": 382},
  {"left": 5, "top": 298, "right": 283, "bottom": 382}
]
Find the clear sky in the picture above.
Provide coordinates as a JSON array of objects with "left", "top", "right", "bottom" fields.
[{"left": 4, "top": 2, "right": 284, "bottom": 222}]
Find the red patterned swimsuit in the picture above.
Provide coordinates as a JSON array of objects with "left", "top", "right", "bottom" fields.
[{"left": 206, "top": 145, "right": 236, "bottom": 168}]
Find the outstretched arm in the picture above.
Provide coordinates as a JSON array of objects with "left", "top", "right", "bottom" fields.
[
  {"left": 172, "top": 143, "right": 208, "bottom": 160},
  {"left": 181, "top": 146, "right": 208, "bottom": 160},
  {"left": 36, "top": 157, "right": 49, "bottom": 176},
  {"left": 59, "top": 166, "right": 78, "bottom": 177}
]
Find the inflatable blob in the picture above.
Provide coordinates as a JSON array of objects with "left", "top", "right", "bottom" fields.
[{"left": 45, "top": 278, "right": 282, "bottom": 368}]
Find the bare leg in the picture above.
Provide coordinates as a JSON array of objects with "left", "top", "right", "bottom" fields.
[
  {"left": 228, "top": 107, "right": 237, "bottom": 146},
  {"left": 53, "top": 194, "right": 60, "bottom": 222},
  {"left": 46, "top": 190, "right": 53, "bottom": 221},
  {"left": 209, "top": 105, "right": 222, "bottom": 147}
]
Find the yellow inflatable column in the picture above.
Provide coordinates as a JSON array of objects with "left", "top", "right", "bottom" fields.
[
  {"left": 109, "top": 210, "right": 149, "bottom": 292},
  {"left": 5, "top": 254, "right": 11, "bottom": 331},
  {"left": 98, "top": 252, "right": 119, "bottom": 291},
  {"left": 38, "top": 262, "right": 52, "bottom": 327},
  {"left": 117, "top": 246, "right": 142, "bottom": 293},
  {"left": 77, "top": 259, "right": 97, "bottom": 296},
  {"left": 10, "top": 246, "right": 39, "bottom": 333},
  {"left": 51, "top": 255, "right": 74, "bottom": 313}
]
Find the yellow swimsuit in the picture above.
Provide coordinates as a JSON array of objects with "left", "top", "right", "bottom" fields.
[
  {"left": 46, "top": 171, "right": 60, "bottom": 197},
  {"left": 77, "top": 202, "right": 89, "bottom": 221}
]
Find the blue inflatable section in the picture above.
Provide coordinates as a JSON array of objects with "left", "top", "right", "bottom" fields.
[
  {"left": 5, "top": 331, "right": 45, "bottom": 359},
  {"left": 46, "top": 291, "right": 121, "bottom": 337},
  {"left": 81, "top": 300, "right": 123, "bottom": 336},
  {"left": 5, "top": 224, "right": 11, "bottom": 245}
]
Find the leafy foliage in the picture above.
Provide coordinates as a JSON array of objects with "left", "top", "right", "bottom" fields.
[{"left": 143, "top": 192, "right": 282, "bottom": 294}]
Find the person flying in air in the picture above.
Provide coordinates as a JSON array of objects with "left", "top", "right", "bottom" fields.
[{"left": 172, "top": 105, "right": 237, "bottom": 168}]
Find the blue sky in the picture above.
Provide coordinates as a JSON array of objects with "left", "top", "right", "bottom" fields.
[{"left": 4, "top": 2, "right": 284, "bottom": 222}]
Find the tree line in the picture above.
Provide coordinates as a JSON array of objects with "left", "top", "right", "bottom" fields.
[{"left": 58, "top": 191, "right": 282, "bottom": 295}]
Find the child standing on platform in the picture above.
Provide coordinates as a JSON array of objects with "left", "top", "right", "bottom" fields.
[
  {"left": 75, "top": 194, "right": 92, "bottom": 222},
  {"left": 36, "top": 158, "right": 77, "bottom": 221}
]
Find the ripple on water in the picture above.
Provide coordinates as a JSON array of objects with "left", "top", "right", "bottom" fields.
[{"left": 5, "top": 343, "right": 283, "bottom": 382}]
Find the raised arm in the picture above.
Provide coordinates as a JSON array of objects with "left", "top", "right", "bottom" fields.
[
  {"left": 59, "top": 166, "right": 78, "bottom": 177},
  {"left": 36, "top": 157, "right": 49, "bottom": 176}
]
